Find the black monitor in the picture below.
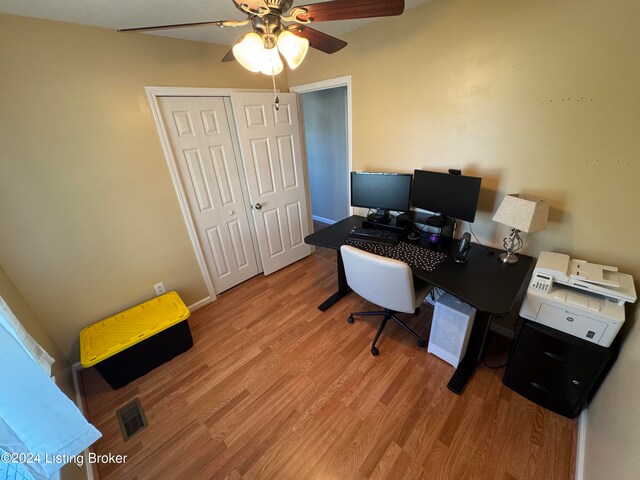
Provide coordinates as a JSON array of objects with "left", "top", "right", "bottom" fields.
[
  {"left": 412, "top": 170, "right": 482, "bottom": 226},
  {"left": 351, "top": 171, "right": 412, "bottom": 224}
]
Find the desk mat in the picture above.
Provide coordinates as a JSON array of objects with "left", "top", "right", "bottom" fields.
[{"left": 345, "top": 240, "right": 447, "bottom": 272}]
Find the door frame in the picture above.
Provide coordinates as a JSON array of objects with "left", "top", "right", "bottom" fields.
[
  {"left": 146, "top": 86, "right": 269, "bottom": 304},
  {"left": 290, "top": 76, "right": 354, "bottom": 219}
]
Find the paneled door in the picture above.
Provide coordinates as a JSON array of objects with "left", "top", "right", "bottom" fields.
[
  {"left": 231, "top": 92, "right": 312, "bottom": 275},
  {"left": 158, "top": 96, "right": 259, "bottom": 293}
]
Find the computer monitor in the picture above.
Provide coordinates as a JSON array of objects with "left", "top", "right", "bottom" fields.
[
  {"left": 351, "top": 171, "right": 412, "bottom": 224},
  {"left": 412, "top": 170, "right": 482, "bottom": 226}
]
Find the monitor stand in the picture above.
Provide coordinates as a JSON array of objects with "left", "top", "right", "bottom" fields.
[
  {"left": 367, "top": 209, "right": 392, "bottom": 225},
  {"left": 426, "top": 214, "right": 453, "bottom": 228}
]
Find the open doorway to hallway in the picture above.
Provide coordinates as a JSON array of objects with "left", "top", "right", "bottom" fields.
[{"left": 292, "top": 77, "right": 352, "bottom": 230}]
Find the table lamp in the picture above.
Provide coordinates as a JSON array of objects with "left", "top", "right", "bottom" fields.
[{"left": 492, "top": 194, "right": 549, "bottom": 264}]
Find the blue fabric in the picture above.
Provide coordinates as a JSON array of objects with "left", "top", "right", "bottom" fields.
[{"left": 0, "top": 323, "right": 101, "bottom": 480}]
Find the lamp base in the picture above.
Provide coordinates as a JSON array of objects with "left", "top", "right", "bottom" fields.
[{"left": 499, "top": 252, "right": 520, "bottom": 264}]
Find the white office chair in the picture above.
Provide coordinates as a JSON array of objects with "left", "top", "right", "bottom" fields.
[{"left": 340, "top": 245, "right": 433, "bottom": 356}]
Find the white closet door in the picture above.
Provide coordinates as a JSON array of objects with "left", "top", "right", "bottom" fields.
[
  {"left": 158, "top": 96, "right": 259, "bottom": 293},
  {"left": 231, "top": 92, "right": 312, "bottom": 275}
]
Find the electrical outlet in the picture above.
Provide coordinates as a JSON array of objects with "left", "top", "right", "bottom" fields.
[{"left": 153, "top": 282, "right": 166, "bottom": 296}]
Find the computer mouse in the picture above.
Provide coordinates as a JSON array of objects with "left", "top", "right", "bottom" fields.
[{"left": 407, "top": 231, "right": 421, "bottom": 241}]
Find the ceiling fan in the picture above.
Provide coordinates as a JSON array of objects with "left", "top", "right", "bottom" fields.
[{"left": 119, "top": 0, "right": 405, "bottom": 75}]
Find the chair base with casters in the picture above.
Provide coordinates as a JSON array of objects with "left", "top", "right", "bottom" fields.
[
  {"left": 347, "top": 308, "right": 427, "bottom": 357},
  {"left": 347, "top": 307, "right": 426, "bottom": 356}
]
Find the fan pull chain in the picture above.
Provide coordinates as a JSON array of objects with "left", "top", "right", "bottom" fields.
[
  {"left": 265, "top": 18, "right": 279, "bottom": 111},
  {"left": 271, "top": 72, "right": 279, "bottom": 111}
]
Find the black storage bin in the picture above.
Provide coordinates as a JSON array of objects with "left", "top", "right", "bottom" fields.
[{"left": 94, "top": 320, "right": 193, "bottom": 389}]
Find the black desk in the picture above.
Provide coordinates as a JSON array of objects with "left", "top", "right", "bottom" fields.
[{"left": 304, "top": 215, "right": 534, "bottom": 394}]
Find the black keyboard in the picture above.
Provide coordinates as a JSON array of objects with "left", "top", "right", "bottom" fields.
[{"left": 346, "top": 227, "right": 400, "bottom": 246}]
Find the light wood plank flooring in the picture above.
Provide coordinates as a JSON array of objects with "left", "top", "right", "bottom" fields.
[{"left": 80, "top": 247, "right": 576, "bottom": 480}]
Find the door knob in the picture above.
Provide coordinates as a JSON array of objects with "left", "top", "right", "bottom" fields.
[
  {"left": 254, "top": 203, "right": 263, "bottom": 210},
  {"left": 229, "top": 210, "right": 235, "bottom": 216}
]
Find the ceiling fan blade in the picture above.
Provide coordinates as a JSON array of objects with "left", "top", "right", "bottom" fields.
[
  {"left": 293, "top": 0, "right": 404, "bottom": 23},
  {"left": 118, "top": 20, "right": 229, "bottom": 33},
  {"left": 222, "top": 48, "right": 236, "bottom": 62},
  {"left": 288, "top": 25, "right": 347, "bottom": 54}
]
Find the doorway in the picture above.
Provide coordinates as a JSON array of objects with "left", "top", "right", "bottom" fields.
[{"left": 291, "top": 76, "right": 352, "bottom": 227}]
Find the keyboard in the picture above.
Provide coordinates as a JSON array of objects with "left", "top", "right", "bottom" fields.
[{"left": 346, "top": 227, "right": 400, "bottom": 246}]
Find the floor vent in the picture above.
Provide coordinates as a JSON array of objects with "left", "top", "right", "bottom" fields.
[{"left": 116, "top": 398, "right": 148, "bottom": 442}]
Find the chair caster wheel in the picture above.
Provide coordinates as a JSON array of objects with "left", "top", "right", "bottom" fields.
[
  {"left": 371, "top": 347, "right": 379, "bottom": 356},
  {"left": 417, "top": 340, "right": 426, "bottom": 348},
  {"left": 414, "top": 307, "right": 421, "bottom": 315},
  {"left": 348, "top": 315, "right": 355, "bottom": 324}
]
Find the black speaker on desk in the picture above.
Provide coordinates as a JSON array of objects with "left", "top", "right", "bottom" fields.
[{"left": 503, "top": 320, "right": 612, "bottom": 418}]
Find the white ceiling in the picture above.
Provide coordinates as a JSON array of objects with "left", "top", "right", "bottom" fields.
[{"left": 0, "top": 0, "right": 430, "bottom": 46}]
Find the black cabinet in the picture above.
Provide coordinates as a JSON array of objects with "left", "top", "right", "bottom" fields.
[{"left": 503, "top": 320, "right": 612, "bottom": 418}]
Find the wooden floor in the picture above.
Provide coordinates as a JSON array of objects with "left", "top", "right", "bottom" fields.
[{"left": 80, "top": 247, "right": 576, "bottom": 480}]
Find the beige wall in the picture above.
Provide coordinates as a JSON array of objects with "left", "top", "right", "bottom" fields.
[
  {"left": 584, "top": 305, "right": 640, "bottom": 480},
  {"left": 0, "top": 13, "right": 286, "bottom": 362},
  {"left": 290, "top": 0, "right": 640, "bottom": 275},
  {"left": 288, "top": 0, "right": 640, "bottom": 477}
]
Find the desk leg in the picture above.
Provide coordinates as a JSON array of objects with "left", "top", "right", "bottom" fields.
[
  {"left": 447, "top": 310, "right": 492, "bottom": 394},
  {"left": 318, "top": 249, "right": 350, "bottom": 311}
]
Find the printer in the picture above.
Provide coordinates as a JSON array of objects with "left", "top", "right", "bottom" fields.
[{"left": 520, "top": 251, "right": 637, "bottom": 347}]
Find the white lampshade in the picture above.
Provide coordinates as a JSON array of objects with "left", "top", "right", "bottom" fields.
[
  {"left": 260, "top": 46, "right": 284, "bottom": 75},
  {"left": 277, "top": 30, "right": 309, "bottom": 69},
  {"left": 492, "top": 194, "right": 549, "bottom": 233},
  {"left": 232, "top": 32, "right": 265, "bottom": 73}
]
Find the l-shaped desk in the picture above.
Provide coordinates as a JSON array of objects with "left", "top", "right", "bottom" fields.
[{"left": 304, "top": 215, "right": 534, "bottom": 394}]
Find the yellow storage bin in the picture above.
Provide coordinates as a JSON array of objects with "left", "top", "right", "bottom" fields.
[{"left": 80, "top": 292, "right": 192, "bottom": 389}]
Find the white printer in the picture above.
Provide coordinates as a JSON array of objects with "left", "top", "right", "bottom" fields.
[{"left": 520, "top": 251, "right": 637, "bottom": 347}]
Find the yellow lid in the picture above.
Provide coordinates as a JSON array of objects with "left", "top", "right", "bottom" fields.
[{"left": 80, "top": 291, "right": 190, "bottom": 367}]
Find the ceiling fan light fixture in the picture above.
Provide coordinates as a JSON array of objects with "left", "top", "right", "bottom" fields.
[
  {"left": 260, "top": 46, "right": 284, "bottom": 75},
  {"left": 277, "top": 30, "right": 309, "bottom": 69},
  {"left": 232, "top": 32, "right": 265, "bottom": 73},
  {"left": 120, "top": 0, "right": 405, "bottom": 72}
]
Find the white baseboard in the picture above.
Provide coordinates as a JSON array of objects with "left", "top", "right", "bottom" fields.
[
  {"left": 576, "top": 407, "right": 587, "bottom": 480},
  {"left": 71, "top": 363, "right": 96, "bottom": 480},
  {"left": 312, "top": 215, "right": 337, "bottom": 225},
  {"left": 188, "top": 296, "right": 212, "bottom": 312},
  {"left": 71, "top": 363, "right": 85, "bottom": 415}
]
